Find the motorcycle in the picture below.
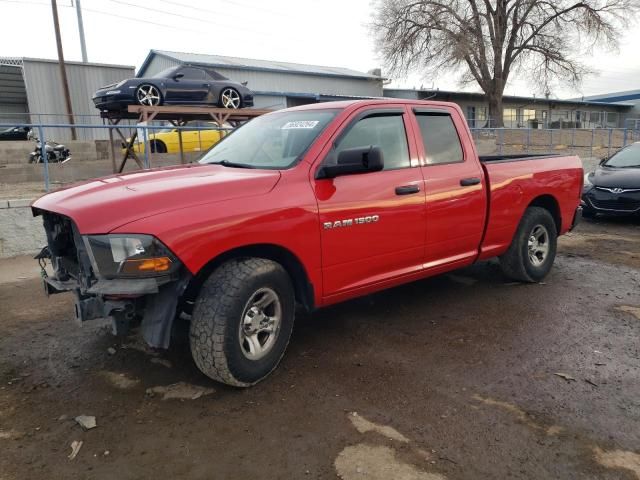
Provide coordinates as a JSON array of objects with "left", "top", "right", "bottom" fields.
[{"left": 28, "top": 138, "right": 71, "bottom": 164}]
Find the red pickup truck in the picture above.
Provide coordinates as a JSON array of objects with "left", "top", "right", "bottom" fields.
[{"left": 32, "top": 99, "right": 582, "bottom": 386}]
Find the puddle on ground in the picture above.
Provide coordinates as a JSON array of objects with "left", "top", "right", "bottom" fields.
[
  {"left": 594, "top": 447, "right": 640, "bottom": 479},
  {"left": 99, "top": 371, "right": 140, "bottom": 390},
  {"left": 616, "top": 305, "right": 640, "bottom": 321},
  {"left": 473, "top": 395, "right": 563, "bottom": 436},
  {"left": 0, "top": 430, "right": 20, "bottom": 440},
  {"left": 335, "top": 444, "right": 446, "bottom": 480},
  {"left": 146, "top": 382, "right": 214, "bottom": 400},
  {"left": 349, "top": 412, "right": 409, "bottom": 443}
]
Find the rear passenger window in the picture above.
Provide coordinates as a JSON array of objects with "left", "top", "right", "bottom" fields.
[
  {"left": 416, "top": 114, "right": 464, "bottom": 165},
  {"left": 335, "top": 114, "right": 410, "bottom": 170}
]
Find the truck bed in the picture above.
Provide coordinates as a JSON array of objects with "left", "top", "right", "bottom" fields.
[
  {"left": 479, "top": 153, "right": 559, "bottom": 163},
  {"left": 478, "top": 154, "right": 583, "bottom": 261}
]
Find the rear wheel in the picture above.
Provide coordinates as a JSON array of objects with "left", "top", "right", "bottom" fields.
[
  {"left": 500, "top": 207, "right": 557, "bottom": 283},
  {"left": 190, "top": 258, "right": 295, "bottom": 387},
  {"left": 219, "top": 88, "right": 241, "bottom": 109}
]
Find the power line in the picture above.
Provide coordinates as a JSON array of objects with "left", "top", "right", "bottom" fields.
[
  {"left": 156, "top": 0, "right": 298, "bottom": 20},
  {"left": 102, "top": 0, "right": 275, "bottom": 36}
]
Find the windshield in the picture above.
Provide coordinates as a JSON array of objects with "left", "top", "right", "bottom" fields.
[
  {"left": 151, "top": 66, "right": 179, "bottom": 79},
  {"left": 199, "top": 109, "right": 338, "bottom": 169},
  {"left": 605, "top": 144, "right": 640, "bottom": 168}
]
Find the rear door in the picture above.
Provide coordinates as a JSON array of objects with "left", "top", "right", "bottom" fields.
[
  {"left": 313, "top": 106, "right": 426, "bottom": 297},
  {"left": 411, "top": 108, "right": 487, "bottom": 269}
]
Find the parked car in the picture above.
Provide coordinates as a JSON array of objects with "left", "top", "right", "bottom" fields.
[
  {"left": 122, "top": 121, "right": 228, "bottom": 154},
  {"left": 582, "top": 142, "right": 640, "bottom": 217},
  {"left": 32, "top": 99, "right": 582, "bottom": 387},
  {"left": 93, "top": 65, "right": 254, "bottom": 111},
  {"left": 0, "top": 126, "right": 31, "bottom": 141}
]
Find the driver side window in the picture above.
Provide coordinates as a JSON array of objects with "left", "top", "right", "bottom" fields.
[
  {"left": 335, "top": 114, "right": 410, "bottom": 170},
  {"left": 178, "top": 67, "right": 205, "bottom": 80}
]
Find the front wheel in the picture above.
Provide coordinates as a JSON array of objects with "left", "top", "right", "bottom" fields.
[
  {"left": 581, "top": 206, "right": 597, "bottom": 219},
  {"left": 190, "top": 258, "right": 295, "bottom": 387},
  {"left": 499, "top": 206, "right": 558, "bottom": 283},
  {"left": 135, "top": 84, "right": 162, "bottom": 106}
]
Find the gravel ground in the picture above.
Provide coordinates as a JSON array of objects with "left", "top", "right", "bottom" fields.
[{"left": 0, "top": 216, "right": 638, "bottom": 480}]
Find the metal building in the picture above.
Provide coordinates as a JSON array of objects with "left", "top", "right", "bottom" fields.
[
  {"left": 137, "top": 50, "right": 384, "bottom": 109},
  {"left": 0, "top": 57, "right": 134, "bottom": 140},
  {"left": 384, "top": 88, "right": 632, "bottom": 128}
]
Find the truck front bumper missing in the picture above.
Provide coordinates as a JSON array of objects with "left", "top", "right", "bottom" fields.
[{"left": 44, "top": 272, "right": 190, "bottom": 348}]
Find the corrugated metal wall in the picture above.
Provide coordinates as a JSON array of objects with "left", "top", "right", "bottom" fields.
[
  {"left": 144, "top": 56, "right": 383, "bottom": 100},
  {"left": 22, "top": 60, "right": 134, "bottom": 140},
  {"left": 0, "top": 65, "right": 28, "bottom": 123}
]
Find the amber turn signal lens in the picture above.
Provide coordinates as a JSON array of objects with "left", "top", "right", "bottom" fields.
[{"left": 120, "top": 257, "right": 172, "bottom": 274}]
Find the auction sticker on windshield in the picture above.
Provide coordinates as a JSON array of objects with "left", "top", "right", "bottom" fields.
[{"left": 281, "top": 121, "right": 319, "bottom": 129}]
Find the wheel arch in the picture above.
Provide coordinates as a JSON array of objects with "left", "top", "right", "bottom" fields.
[
  {"left": 527, "top": 194, "right": 561, "bottom": 233},
  {"left": 182, "top": 243, "right": 315, "bottom": 312},
  {"left": 149, "top": 138, "right": 167, "bottom": 153}
]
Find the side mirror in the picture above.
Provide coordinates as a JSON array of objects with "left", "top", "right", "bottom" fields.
[
  {"left": 318, "top": 145, "right": 384, "bottom": 179},
  {"left": 172, "top": 73, "right": 184, "bottom": 81}
]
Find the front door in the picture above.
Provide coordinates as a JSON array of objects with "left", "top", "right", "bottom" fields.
[
  {"left": 313, "top": 106, "right": 426, "bottom": 298},
  {"left": 165, "top": 67, "right": 209, "bottom": 103},
  {"left": 411, "top": 108, "right": 487, "bottom": 269}
]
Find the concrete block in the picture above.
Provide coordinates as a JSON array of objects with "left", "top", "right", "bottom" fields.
[
  {"left": 0, "top": 200, "right": 8, "bottom": 209},
  {"left": 8, "top": 198, "right": 33, "bottom": 208}
]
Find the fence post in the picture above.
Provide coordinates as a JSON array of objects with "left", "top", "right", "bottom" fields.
[
  {"left": 549, "top": 129, "right": 553, "bottom": 153},
  {"left": 526, "top": 128, "right": 530, "bottom": 153},
  {"left": 142, "top": 124, "right": 150, "bottom": 169},
  {"left": 37, "top": 124, "right": 50, "bottom": 192},
  {"left": 571, "top": 128, "right": 576, "bottom": 154},
  {"left": 608, "top": 129, "right": 612, "bottom": 158},
  {"left": 623, "top": 128, "right": 628, "bottom": 148},
  {"left": 590, "top": 129, "right": 594, "bottom": 158}
]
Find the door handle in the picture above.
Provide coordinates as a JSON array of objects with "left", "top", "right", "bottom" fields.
[
  {"left": 395, "top": 185, "right": 420, "bottom": 195},
  {"left": 460, "top": 177, "right": 481, "bottom": 187}
]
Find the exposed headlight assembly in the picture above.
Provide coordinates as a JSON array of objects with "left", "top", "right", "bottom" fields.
[
  {"left": 84, "top": 234, "right": 178, "bottom": 278},
  {"left": 583, "top": 172, "right": 594, "bottom": 192}
]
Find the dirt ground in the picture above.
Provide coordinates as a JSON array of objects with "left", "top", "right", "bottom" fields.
[{"left": 0, "top": 216, "right": 639, "bottom": 480}]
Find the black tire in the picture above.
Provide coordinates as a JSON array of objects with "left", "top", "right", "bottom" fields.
[
  {"left": 135, "top": 84, "right": 162, "bottom": 107},
  {"left": 581, "top": 206, "right": 597, "bottom": 219},
  {"left": 499, "top": 206, "right": 558, "bottom": 283},
  {"left": 150, "top": 140, "right": 167, "bottom": 153},
  {"left": 218, "top": 87, "right": 242, "bottom": 109},
  {"left": 190, "top": 258, "right": 295, "bottom": 387}
]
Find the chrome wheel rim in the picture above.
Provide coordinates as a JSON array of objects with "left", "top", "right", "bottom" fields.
[
  {"left": 528, "top": 224, "right": 549, "bottom": 267},
  {"left": 136, "top": 85, "right": 161, "bottom": 106},
  {"left": 221, "top": 88, "right": 241, "bottom": 108},
  {"left": 239, "top": 288, "right": 282, "bottom": 360}
]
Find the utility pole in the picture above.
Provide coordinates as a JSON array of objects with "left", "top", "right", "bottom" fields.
[
  {"left": 51, "top": 0, "right": 77, "bottom": 140},
  {"left": 74, "top": 0, "right": 88, "bottom": 63}
]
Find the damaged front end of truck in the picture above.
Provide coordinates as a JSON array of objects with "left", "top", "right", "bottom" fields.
[{"left": 33, "top": 208, "right": 191, "bottom": 348}]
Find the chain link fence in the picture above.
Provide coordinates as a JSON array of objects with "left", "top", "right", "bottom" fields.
[{"left": 1, "top": 119, "right": 638, "bottom": 199}]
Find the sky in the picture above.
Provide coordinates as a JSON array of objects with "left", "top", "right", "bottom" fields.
[{"left": 1, "top": 0, "right": 640, "bottom": 99}]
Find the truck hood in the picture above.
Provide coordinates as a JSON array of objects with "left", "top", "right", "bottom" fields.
[
  {"left": 592, "top": 165, "right": 640, "bottom": 189},
  {"left": 32, "top": 164, "right": 281, "bottom": 233}
]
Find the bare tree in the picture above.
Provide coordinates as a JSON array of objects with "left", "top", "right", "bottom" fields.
[{"left": 374, "top": 0, "right": 638, "bottom": 126}]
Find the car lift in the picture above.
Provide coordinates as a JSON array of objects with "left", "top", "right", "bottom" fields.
[{"left": 100, "top": 105, "right": 271, "bottom": 173}]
